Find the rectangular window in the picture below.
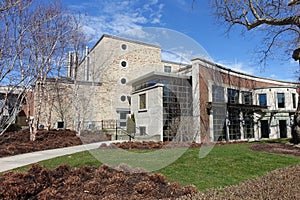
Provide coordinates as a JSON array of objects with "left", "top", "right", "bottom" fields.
[
  {"left": 57, "top": 121, "right": 64, "bottom": 129},
  {"left": 120, "top": 122, "right": 127, "bottom": 127},
  {"left": 139, "top": 93, "right": 146, "bottom": 109},
  {"left": 212, "top": 85, "right": 224, "bottom": 103},
  {"left": 140, "top": 126, "right": 146, "bottom": 136},
  {"left": 259, "top": 94, "right": 267, "bottom": 106},
  {"left": 227, "top": 88, "right": 239, "bottom": 104},
  {"left": 242, "top": 91, "right": 252, "bottom": 105},
  {"left": 164, "top": 66, "right": 172, "bottom": 73},
  {"left": 293, "top": 93, "right": 296, "bottom": 108},
  {"left": 88, "top": 122, "right": 95, "bottom": 130},
  {"left": 277, "top": 93, "right": 285, "bottom": 108},
  {"left": 120, "top": 113, "right": 127, "bottom": 120}
]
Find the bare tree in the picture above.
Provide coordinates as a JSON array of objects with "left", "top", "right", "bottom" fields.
[
  {"left": 204, "top": 0, "right": 300, "bottom": 143},
  {"left": 209, "top": 0, "right": 300, "bottom": 64},
  {"left": 0, "top": 0, "right": 86, "bottom": 141}
]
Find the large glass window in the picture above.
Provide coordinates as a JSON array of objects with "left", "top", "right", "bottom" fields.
[
  {"left": 213, "top": 105, "right": 226, "bottom": 141},
  {"left": 228, "top": 109, "right": 241, "bottom": 140},
  {"left": 259, "top": 94, "right": 267, "bottom": 106},
  {"left": 139, "top": 94, "right": 146, "bottom": 109},
  {"left": 277, "top": 93, "right": 285, "bottom": 108},
  {"left": 227, "top": 88, "right": 239, "bottom": 104},
  {"left": 243, "top": 113, "right": 254, "bottom": 139},
  {"left": 212, "top": 85, "right": 224, "bottom": 103}
]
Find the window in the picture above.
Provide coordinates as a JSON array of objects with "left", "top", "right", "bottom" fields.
[
  {"left": 242, "top": 91, "right": 252, "bottom": 105},
  {"left": 121, "top": 60, "right": 127, "bottom": 67},
  {"left": 88, "top": 122, "right": 95, "bottom": 130},
  {"left": 120, "top": 95, "right": 126, "bottom": 102},
  {"left": 57, "top": 121, "right": 64, "bottom": 129},
  {"left": 120, "top": 113, "right": 127, "bottom": 120},
  {"left": 120, "top": 78, "right": 126, "bottom": 84},
  {"left": 118, "top": 111, "right": 130, "bottom": 128},
  {"left": 120, "top": 122, "right": 127, "bottom": 127},
  {"left": 293, "top": 93, "right": 296, "bottom": 108},
  {"left": 164, "top": 66, "right": 172, "bottom": 73},
  {"left": 121, "top": 44, "right": 127, "bottom": 50},
  {"left": 139, "top": 94, "right": 146, "bottom": 109},
  {"left": 212, "top": 85, "right": 224, "bottom": 103},
  {"left": 259, "top": 94, "right": 267, "bottom": 106},
  {"left": 140, "top": 126, "right": 146, "bottom": 135},
  {"left": 277, "top": 93, "right": 285, "bottom": 108},
  {"left": 227, "top": 89, "right": 239, "bottom": 104}
]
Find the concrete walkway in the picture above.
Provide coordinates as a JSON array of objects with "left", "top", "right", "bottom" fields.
[{"left": 0, "top": 141, "right": 118, "bottom": 173}]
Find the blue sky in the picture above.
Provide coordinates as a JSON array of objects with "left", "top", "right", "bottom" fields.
[{"left": 63, "top": 0, "right": 299, "bottom": 82}]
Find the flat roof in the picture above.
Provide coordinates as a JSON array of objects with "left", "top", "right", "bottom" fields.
[
  {"left": 128, "top": 71, "right": 191, "bottom": 85},
  {"left": 192, "top": 57, "right": 299, "bottom": 85}
]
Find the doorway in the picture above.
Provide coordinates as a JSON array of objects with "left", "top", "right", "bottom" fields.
[
  {"left": 279, "top": 120, "right": 287, "bottom": 138},
  {"left": 261, "top": 120, "right": 269, "bottom": 138}
]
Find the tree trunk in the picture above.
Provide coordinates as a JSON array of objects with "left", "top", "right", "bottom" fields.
[{"left": 292, "top": 111, "right": 300, "bottom": 144}]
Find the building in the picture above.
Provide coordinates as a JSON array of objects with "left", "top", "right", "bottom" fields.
[
  {"left": 38, "top": 34, "right": 186, "bottom": 133},
  {"left": 38, "top": 34, "right": 299, "bottom": 142},
  {"left": 0, "top": 86, "right": 33, "bottom": 130},
  {"left": 130, "top": 57, "right": 298, "bottom": 142}
]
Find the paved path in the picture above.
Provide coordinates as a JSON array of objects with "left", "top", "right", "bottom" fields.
[{"left": 0, "top": 141, "right": 118, "bottom": 173}]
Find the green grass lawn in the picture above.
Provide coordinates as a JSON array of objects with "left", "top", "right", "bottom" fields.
[{"left": 15, "top": 143, "right": 300, "bottom": 191}]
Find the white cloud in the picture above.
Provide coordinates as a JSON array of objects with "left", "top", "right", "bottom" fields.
[
  {"left": 269, "top": 74, "right": 277, "bottom": 79},
  {"left": 216, "top": 60, "right": 256, "bottom": 75},
  {"left": 69, "top": 0, "right": 165, "bottom": 43}
]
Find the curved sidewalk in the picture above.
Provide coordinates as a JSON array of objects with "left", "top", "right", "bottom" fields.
[{"left": 0, "top": 141, "right": 117, "bottom": 173}]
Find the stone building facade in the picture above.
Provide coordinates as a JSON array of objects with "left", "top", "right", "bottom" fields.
[
  {"left": 38, "top": 34, "right": 185, "bottom": 132},
  {"left": 37, "top": 34, "right": 299, "bottom": 143}
]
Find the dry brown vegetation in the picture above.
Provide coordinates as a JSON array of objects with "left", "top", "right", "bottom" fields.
[
  {"left": 251, "top": 143, "right": 300, "bottom": 157},
  {"left": 1, "top": 131, "right": 300, "bottom": 199},
  {"left": 0, "top": 129, "right": 82, "bottom": 158},
  {"left": 108, "top": 141, "right": 247, "bottom": 150},
  {"left": 0, "top": 164, "right": 197, "bottom": 200}
]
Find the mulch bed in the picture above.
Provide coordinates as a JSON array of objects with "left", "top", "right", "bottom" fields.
[
  {"left": 0, "top": 129, "right": 83, "bottom": 158},
  {"left": 250, "top": 143, "right": 300, "bottom": 157},
  {"left": 105, "top": 140, "right": 248, "bottom": 150},
  {"left": 1, "top": 133, "right": 300, "bottom": 199},
  {"left": 0, "top": 164, "right": 197, "bottom": 200}
]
